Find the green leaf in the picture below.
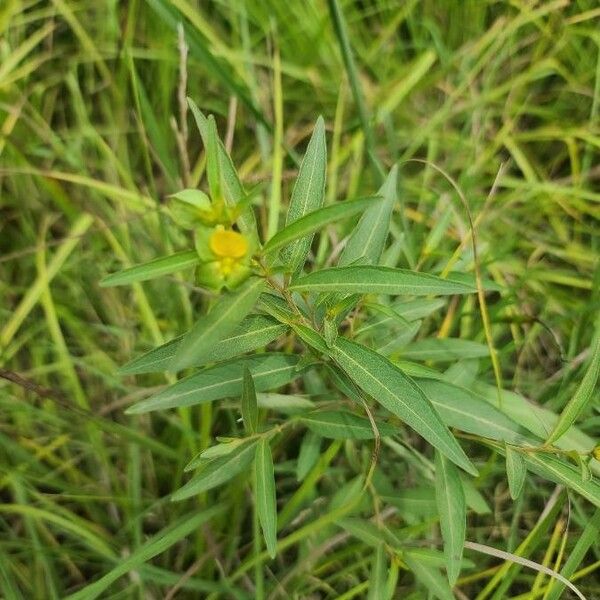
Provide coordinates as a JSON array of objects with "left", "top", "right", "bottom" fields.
[
  {"left": 241, "top": 368, "right": 258, "bottom": 434},
  {"left": 400, "top": 338, "right": 489, "bottom": 361},
  {"left": 434, "top": 451, "right": 465, "bottom": 586},
  {"left": 119, "top": 314, "right": 287, "bottom": 375},
  {"left": 296, "top": 430, "right": 321, "bottom": 481},
  {"left": 368, "top": 545, "right": 387, "bottom": 600},
  {"left": 188, "top": 99, "right": 258, "bottom": 242},
  {"left": 331, "top": 337, "right": 477, "bottom": 475},
  {"left": 505, "top": 445, "right": 526, "bottom": 500},
  {"left": 417, "top": 379, "right": 523, "bottom": 443},
  {"left": 126, "top": 353, "right": 303, "bottom": 414},
  {"left": 173, "top": 441, "right": 258, "bottom": 500},
  {"left": 205, "top": 115, "right": 222, "bottom": 202},
  {"left": 403, "top": 551, "right": 454, "bottom": 600},
  {"left": 281, "top": 116, "right": 327, "bottom": 273},
  {"left": 301, "top": 410, "right": 395, "bottom": 439},
  {"left": 290, "top": 266, "right": 477, "bottom": 296},
  {"left": 255, "top": 438, "right": 277, "bottom": 558},
  {"left": 171, "top": 277, "right": 265, "bottom": 371},
  {"left": 100, "top": 250, "right": 198, "bottom": 287},
  {"left": 545, "top": 327, "right": 600, "bottom": 445},
  {"left": 64, "top": 507, "right": 222, "bottom": 600},
  {"left": 339, "top": 165, "right": 398, "bottom": 266},
  {"left": 264, "top": 196, "right": 381, "bottom": 256}
]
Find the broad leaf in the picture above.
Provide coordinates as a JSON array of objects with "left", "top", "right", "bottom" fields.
[
  {"left": 119, "top": 314, "right": 287, "bottom": 375},
  {"left": 255, "top": 438, "right": 277, "bottom": 558},
  {"left": 264, "top": 196, "right": 381, "bottom": 256},
  {"left": 241, "top": 367, "right": 258, "bottom": 434},
  {"left": 126, "top": 353, "right": 303, "bottom": 414},
  {"left": 546, "top": 327, "right": 600, "bottom": 445},
  {"left": 435, "top": 451, "right": 465, "bottom": 586},
  {"left": 291, "top": 266, "right": 477, "bottom": 296},
  {"left": 331, "top": 337, "right": 477, "bottom": 475},
  {"left": 100, "top": 250, "right": 198, "bottom": 287},
  {"left": 281, "top": 116, "right": 326, "bottom": 272},
  {"left": 171, "top": 277, "right": 265, "bottom": 371},
  {"left": 173, "top": 440, "right": 258, "bottom": 500},
  {"left": 301, "top": 410, "right": 395, "bottom": 439},
  {"left": 64, "top": 507, "right": 223, "bottom": 600}
]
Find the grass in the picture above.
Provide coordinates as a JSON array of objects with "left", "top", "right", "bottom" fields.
[{"left": 1, "top": 0, "right": 600, "bottom": 598}]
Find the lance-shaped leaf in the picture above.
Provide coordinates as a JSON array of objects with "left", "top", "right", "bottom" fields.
[
  {"left": 255, "top": 438, "right": 277, "bottom": 558},
  {"left": 241, "top": 367, "right": 258, "bottom": 434},
  {"left": 403, "top": 552, "right": 454, "bottom": 600},
  {"left": 290, "top": 266, "right": 477, "bottom": 296},
  {"left": 126, "top": 353, "right": 302, "bottom": 414},
  {"left": 301, "top": 410, "right": 395, "bottom": 439},
  {"left": 339, "top": 164, "right": 398, "bottom": 266},
  {"left": 435, "top": 451, "right": 466, "bottom": 586},
  {"left": 368, "top": 545, "right": 387, "bottom": 600},
  {"left": 188, "top": 99, "right": 258, "bottom": 242},
  {"left": 505, "top": 445, "right": 526, "bottom": 500},
  {"left": 263, "top": 196, "right": 381, "bottom": 256},
  {"left": 331, "top": 337, "right": 477, "bottom": 475},
  {"left": 545, "top": 327, "right": 600, "bottom": 445},
  {"left": 172, "top": 440, "right": 259, "bottom": 500},
  {"left": 171, "top": 277, "right": 265, "bottom": 371},
  {"left": 120, "top": 314, "right": 286, "bottom": 375},
  {"left": 281, "top": 116, "right": 326, "bottom": 272},
  {"left": 100, "top": 250, "right": 198, "bottom": 287},
  {"left": 296, "top": 430, "right": 321, "bottom": 481}
]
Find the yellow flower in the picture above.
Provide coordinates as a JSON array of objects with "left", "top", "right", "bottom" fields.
[{"left": 209, "top": 226, "right": 248, "bottom": 260}]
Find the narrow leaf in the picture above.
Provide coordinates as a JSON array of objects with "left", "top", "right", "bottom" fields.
[
  {"left": 291, "top": 266, "right": 477, "bottom": 296},
  {"left": 173, "top": 441, "right": 258, "bottom": 500},
  {"left": 339, "top": 165, "right": 398, "bottom": 266},
  {"left": 281, "top": 116, "right": 327, "bottom": 272},
  {"left": 119, "top": 314, "right": 287, "bottom": 375},
  {"left": 404, "top": 551, "right": 454, "bottom": 600},
  {"left": 301, "top": 410, "right": 395, "bottom": 439},
  {"left": 64, "top": 507, "right": 223, "bottom": 600},
  {"left": 255, "top": 438, "right": 277, "bottom": 558},
  {"left": 100, "top": 250, "right": 198, "bottom": 287},
  {"left": 126, "top": 353, "right": 302, "bottom": 414},
  {"left": 296, "top": 430, "right": 321, "bottom": 481},
  {"left": 171, "top": 277, "right": 264, "bottom": 371},
  {"left": 505, "top": 445, "right": 526, "bottom": 500},
  {"left": 264, "top": 196, "right": 381, "bottom": 255},
  {"left": 241, "top": 368, "right": 258, "bottom": 434},
  {"left": 368, "top": 545, "right": 387, "bottom": 600},
  {"left": 435, "top": 451, "right": 466, "bottom": 586},
  {"left": 331, "top": 337, "right": 477, "bottom": 475},
  {"left": 400, "top": 338, "right": 489, "bottom": 361},
  {"left": 546, "top": 328, "right": 600, "bottom": 445}
]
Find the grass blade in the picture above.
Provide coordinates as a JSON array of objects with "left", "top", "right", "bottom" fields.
[
  {"left": 281, "top": 116, "right": 327, "bottom": 273},
  {"left": 435, "top": 451, "right": 466, "bottom": 586},
  {"left": 332, "top": 337, "right": 477, "bottom": 475},
  {"left": 255, "top": 438, "right": 277, "bottom": 558},
  {"left": 291, "top": 265, "right": 477, "bottom": 296},
  {"left": 65, "top": 507, "right": 223, "bottom": 600},
  {"left": 100, "top": 250, "right": 198, "bottom": 287},
  {"left": 171, "top": 277, "right": 265, "bottom": 371}
]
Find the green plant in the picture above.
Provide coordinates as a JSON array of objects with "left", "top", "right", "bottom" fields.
[{"left": 98, "top": 100, "right": 600, "bottom": 599}]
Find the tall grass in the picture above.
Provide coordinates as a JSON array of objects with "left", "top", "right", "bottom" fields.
[{"left": 1, "top": 1, "right": 599, "bottom": 598}]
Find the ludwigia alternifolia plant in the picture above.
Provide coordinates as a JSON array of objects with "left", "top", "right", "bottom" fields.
[{"left": 101, "top": 100, "right": 600, "bottom": 598}]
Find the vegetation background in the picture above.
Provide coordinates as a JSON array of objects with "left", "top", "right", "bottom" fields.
[{"left": 1, "top": 0, "right": 599, "bottom": 598}]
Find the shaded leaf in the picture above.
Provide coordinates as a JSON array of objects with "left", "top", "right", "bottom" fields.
[
  {"left": 404, "top": 551, "right": 454, "bottom": 600},
  {"left": 301, "top": 410, "right": 395, "bottom": 439},
  {"left": 241, "top": 368, "right": 258, "bottom": 434},
  {"left": 296, "top": 430, "right": 321, "bottom": 481},
  {"left": 400, "top": 338, "right": 489, "bottom": 361},
  {"left": 255, "top": 438, "right": 277, "bottom": 558}
]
